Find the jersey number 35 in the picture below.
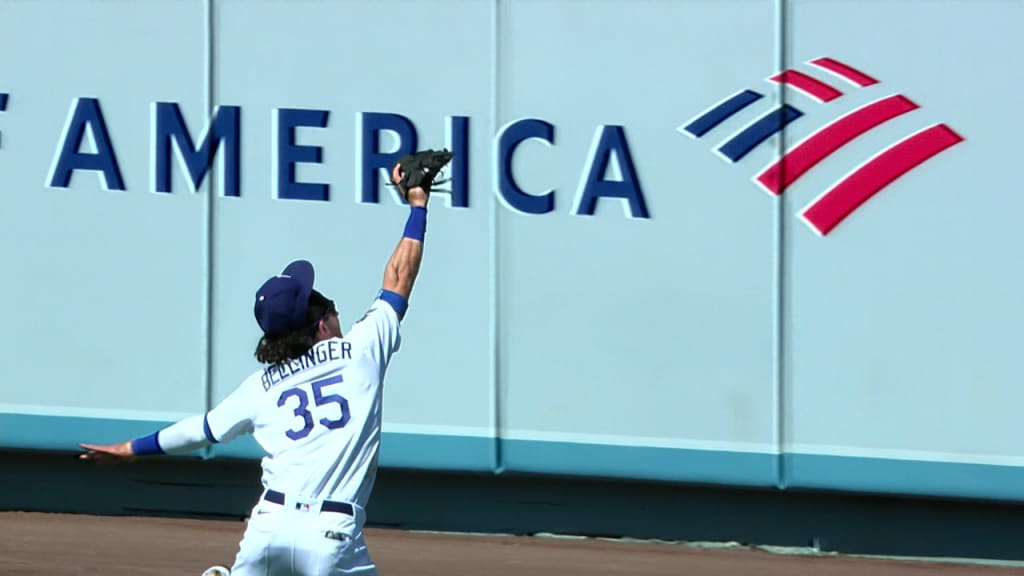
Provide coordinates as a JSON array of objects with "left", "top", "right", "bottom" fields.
[{"left": 277, "top": 374, "right": 351, "bottom": 440}]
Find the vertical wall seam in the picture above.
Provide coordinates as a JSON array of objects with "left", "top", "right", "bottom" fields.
[
  {"left": 773, "top": 0, "right": 788, "bottom": 489},
  {"left": 490, "top": 0, "right": 504, "bottom": 475},
  {"left": 201, "top": 0, "right": 216, "bottom": 460}
]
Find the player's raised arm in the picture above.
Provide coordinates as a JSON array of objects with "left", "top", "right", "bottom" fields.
[
  {"left": 380, "top": 184, "right": 426, "bottom": 302},
  {"left": 379, "top": 150, "right": 452, "bottom": 316}
]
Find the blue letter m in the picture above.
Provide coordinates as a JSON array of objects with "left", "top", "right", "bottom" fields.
[{"left": 154, "top": 103, "right": 240, "bottom": 196}]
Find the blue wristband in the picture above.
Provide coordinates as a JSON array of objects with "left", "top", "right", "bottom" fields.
[
  {"left": 403, "top": 206, "right": 427, "bottom": 241},
  {"left": 379, "top": 289, "right": 409, "bottom": 320},
  {"left": 130, "top": 432, "right": 165, "bottom": 456}
]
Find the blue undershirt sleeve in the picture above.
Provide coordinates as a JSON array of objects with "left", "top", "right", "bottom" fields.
[{"left": 378, "top": 289, "right": 409, "bottom": 320}]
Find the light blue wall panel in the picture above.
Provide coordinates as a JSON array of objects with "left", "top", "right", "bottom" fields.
[
  {"left": 496, "top": 0, "right": 781, "bottom": 485},
  {"left": 781, "top": 0, "right": 1024, "bottom": 490},
  {"left": 0, "top": 0, "right": 209, "bottom": 425}
]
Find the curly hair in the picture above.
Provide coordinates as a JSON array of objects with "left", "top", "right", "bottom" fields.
[{"left": 255, "top": 290, "right": 335, "bottom": 365}]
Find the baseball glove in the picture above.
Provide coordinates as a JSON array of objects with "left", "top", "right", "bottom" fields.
[{"left": 391, "top": 149, "right": 453, "bottom": 197}]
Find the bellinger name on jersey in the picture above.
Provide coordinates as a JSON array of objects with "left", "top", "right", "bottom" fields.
[{"left": 260, "top": 340, "right": 353, "bottom": 391}]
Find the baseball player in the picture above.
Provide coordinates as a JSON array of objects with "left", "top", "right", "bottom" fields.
[{"left": 79, "top": 150, "right": 453, "bottom": 575}]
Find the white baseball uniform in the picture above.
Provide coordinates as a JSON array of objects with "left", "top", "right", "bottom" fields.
[{"left": 156, "top": 297, "right": 401, "bottom": 575}]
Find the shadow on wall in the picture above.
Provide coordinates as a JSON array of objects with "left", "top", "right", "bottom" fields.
[{"left": 3, "top": 449, "right": 1024, "bottom": 561}]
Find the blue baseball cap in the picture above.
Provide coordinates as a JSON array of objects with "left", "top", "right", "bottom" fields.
[{"left": 254, "top": 260, "right": 315, "bottom": 336}]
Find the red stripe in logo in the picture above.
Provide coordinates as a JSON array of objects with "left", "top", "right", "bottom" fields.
[
  {"left": 801, "top": 124, "right": 964, "bottom": 235},
  {"left": 769, "top": 70, "right": 843, "bottom": 102},
  {"left": 756, "top": 95, "right": 920, "bottom": 195},
  {"left": 809, "top": 57, "right": 879, "bottom": 87}
]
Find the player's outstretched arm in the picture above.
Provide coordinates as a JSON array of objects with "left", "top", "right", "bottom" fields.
[
  {"left": 79, "top": 440, "right": 135, "bottom": 462},
  {"left": 80, "top": 406, "right": 250, "bottom": 462},
  {"left": 79, "top": 428, "right": 191, "bottom": 463},
  {"left": 381, "top": 163, "right": 429, "bottom": 303}
]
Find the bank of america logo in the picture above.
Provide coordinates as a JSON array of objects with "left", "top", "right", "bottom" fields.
[{"left": 680, "top": 57, "right": 963, "bottom": 235}]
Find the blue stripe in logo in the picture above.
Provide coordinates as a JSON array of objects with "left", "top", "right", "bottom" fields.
[
  {"left": 718, "top": 105, "right": 803, "bottom": 162},
  {"left": 683, "top": 90, "right": 763, "bottom": 137}
]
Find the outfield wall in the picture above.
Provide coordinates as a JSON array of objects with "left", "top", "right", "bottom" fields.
[{"left": 1, "top": 0, "right": 1022, "bottom": 503}]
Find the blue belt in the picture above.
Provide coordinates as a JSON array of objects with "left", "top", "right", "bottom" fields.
[{"left": 264, "top": 489, "right": 354, "bottom": 516}]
